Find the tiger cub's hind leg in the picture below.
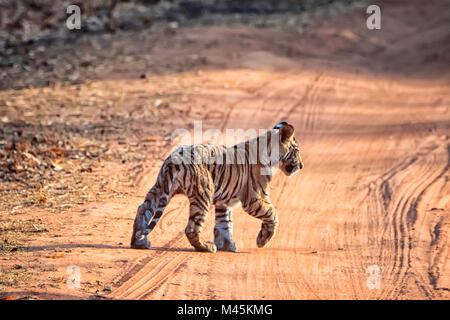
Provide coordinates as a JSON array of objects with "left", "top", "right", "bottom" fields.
[
  {"left": 214, "top": 203, "right": 237, "bottom": 252},
  {"left": 185, "top": 202, "right": 217, "bottom": 253}
]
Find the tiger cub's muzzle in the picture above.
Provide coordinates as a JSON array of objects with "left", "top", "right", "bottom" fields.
[{"left": 285, "top": 158, "right": 303, "bottom": 175}]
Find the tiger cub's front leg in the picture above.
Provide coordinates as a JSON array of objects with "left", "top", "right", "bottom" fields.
[
  {"left": 214, "top": 204, "right": 237, "bottom": 252},
  {"left": 244, "top": 197, "right": 278, "bottom": 248}
]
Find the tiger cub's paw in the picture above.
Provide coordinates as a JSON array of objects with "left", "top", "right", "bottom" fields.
[
  {"left": 214, "top": 230, "right": 237, "bottom": 252},
  {"left": 216, "top": 239, "right": 237, "bottom": 252},
  {"left": 131, "top": 235, "right": 151, "bottom": 249},
  {"left": 194, "top": 241, "right": 217, "bottom": 253},
  {"left": 256, "top": 228, "right": 275, "bottom": 248}
]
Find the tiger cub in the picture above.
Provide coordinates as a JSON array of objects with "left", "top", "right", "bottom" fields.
[{"left": 131, "top": 122, "right": 303, "bottom": 252}]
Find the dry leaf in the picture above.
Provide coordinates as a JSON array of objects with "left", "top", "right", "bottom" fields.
[
  {"left": 51, "top": 163, "right": 63, "bottom": 171},
  {"left": 39, "top": 185, "right": 47, "bottom": 204},
  {"left": 142, "top": 136, "right": 157, "bottom": 142},
  {"left": 45, "top": 254, "right": 66, "bottom": 259},
  {"left": 49, "top": 147, "right": 67, "bottom": 157},
  {"left": 23, "top": 152, "right": 41, "bottom": 166}
]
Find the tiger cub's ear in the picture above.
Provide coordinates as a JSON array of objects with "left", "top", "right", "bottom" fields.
[
  {"left": 280, "top": 124, "right": 295, "bottom": 143},
  {"left": 273, "top": 121, "right": 288, "bottom": 129}
]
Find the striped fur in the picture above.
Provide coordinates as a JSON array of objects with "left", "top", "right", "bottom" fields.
[{"left": 131, "top": 122, "right": 303, "bottom": 252}]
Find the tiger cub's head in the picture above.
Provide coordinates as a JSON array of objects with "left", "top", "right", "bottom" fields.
[{"left": 274, "top": 122, "right": 304, "bottom": 176}]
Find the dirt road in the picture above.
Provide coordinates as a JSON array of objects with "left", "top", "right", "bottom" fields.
[
  {"left": 2, "top": 0, "right": 449, "bottom": 299},
  {"left": 110, "top": 72, "right": 449, "bottom": 299}
]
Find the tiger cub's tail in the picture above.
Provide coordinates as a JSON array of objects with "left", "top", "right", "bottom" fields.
[{"left": 130, "top": 160, "right": 179, "bottom": 248}]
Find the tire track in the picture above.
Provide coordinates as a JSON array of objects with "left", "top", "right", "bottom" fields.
[
  {"left": 113, "top": 236, "right": 193, "bottom": 299},
  {"left": 363, "top": 139, "right": 450, "bottom": 299},
  {"left": 429, "top": 213, "right": 450, "bottom": 292}
]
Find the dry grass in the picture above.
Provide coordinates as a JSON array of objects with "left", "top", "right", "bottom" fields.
[
  {"left": 0, "top": 216, "right": 47, "bottom": 254},
  {"left": 0, "top": 265, "right": 32, "bottom": 291},
  {"left": 0, "top": 216, "right": 48, "bottom": 291}
]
